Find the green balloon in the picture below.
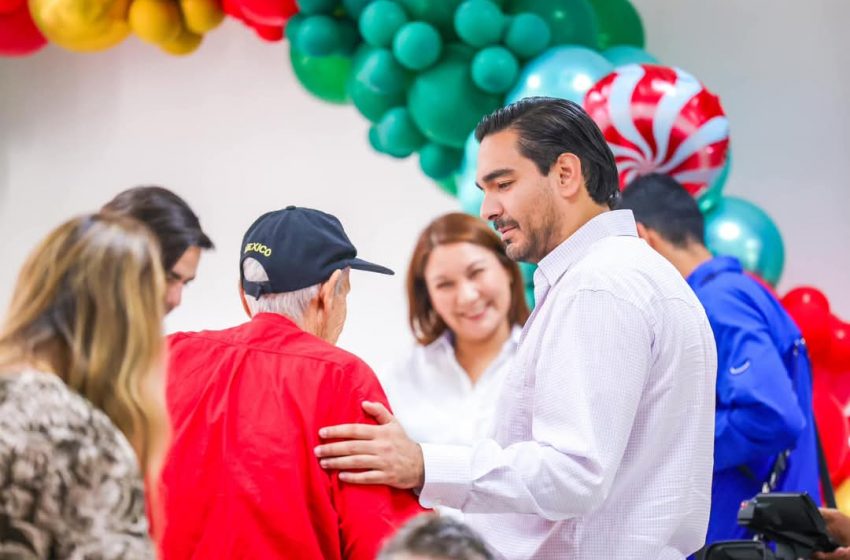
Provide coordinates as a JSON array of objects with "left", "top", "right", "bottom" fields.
[
  {"left": 285, "top": 13, "right": 306, "bottom": 43},
  {"left": 359, "top": 0, "right": 408, "bottom": 48},
  {"left": 368, "top": 124, "right": 384, "bottom": 151},
  {"left": 434, "top": 175, "right": 459, "bottom": 197},
  {"left": 419, "top": 143, "right": 464, "bottom": 179},
  {"left": 290, "top": 48, "right": 353, "bottom": 104},
  {"left": 375, "top": 107, "right": 426, "bottom": 157},
  {"left": 393, "top": 22, "right": 442, "bottom": 71},
  {"left": 506, "top": 0, "right": 599, "bottom": 48},
  {"left": 296, "top": 15, "right": 343, "bottom": 56},
  {"left": 337, "top": 19, "right": 359, "bottom": 54},
  {"left": 342, "top": 0, "right": 373, "bottom": 18},
  {"left": 348, "top": 47, "right": 411, "bottom": 121},
  {"left": 471, "top": 46, "right": 518, "bottom": 93},
  {"left": 296, "top": 0, "right": 338, "bottom": 15},
  {"left": 454, "top": 0, "right": 505, "bottom": 48},
  {"left": 587, "top": 0, "right": 644, "bottom": 50},
  {"left": 503, "top": 13, "right": 551, "bottom": 59},
  {"left": 395, "top": 0, "right": 464, "bottom": 35},
  {"left": 408, "top": 44, "right": 502, "bottom": 148}
]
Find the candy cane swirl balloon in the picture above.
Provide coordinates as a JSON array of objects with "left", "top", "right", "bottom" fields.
[{"left": 584, "top": 64, "right": 729, "bottom": 197}]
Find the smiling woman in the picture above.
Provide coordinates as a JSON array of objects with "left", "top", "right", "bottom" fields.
[{"left": 378, "top": 212, "right": 529, "bottom": 466}]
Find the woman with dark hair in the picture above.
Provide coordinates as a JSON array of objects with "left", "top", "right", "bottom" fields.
[{"left": 380, "top": 213, "right": 529, "bottom": 449}]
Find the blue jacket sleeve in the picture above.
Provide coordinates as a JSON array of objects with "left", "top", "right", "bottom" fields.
[{"left": 708, "top": 288, "right": 806, "bottom": 471}]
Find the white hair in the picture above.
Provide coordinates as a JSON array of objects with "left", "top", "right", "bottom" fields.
[{"left": 242, "top": 258, "right": 320, "bottom": 323}]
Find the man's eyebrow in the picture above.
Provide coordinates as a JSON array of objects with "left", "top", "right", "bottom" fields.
[{"left": 475, "top": 168, "right": 514, "bottom": 190}]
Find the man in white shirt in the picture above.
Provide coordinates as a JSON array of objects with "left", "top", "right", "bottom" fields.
[{"left": 315, "top": 97, "right": 717, "bottom": 559}]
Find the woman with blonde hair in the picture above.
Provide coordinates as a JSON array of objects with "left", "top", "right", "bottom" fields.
[
  {"left": 0, "top": 213, "right": 169, "bottom": 559},
  {"left": 381, "top": 212, "right": 530, "bottom": 449}
]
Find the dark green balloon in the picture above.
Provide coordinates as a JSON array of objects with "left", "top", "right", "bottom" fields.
[
  {"left": 348, "top": 47, "right": 411, "bottom": 122},
  {"left": 454, "top": 0, "right": 505, "bottom": 47},
  {"left": 471, "top": 45, "right": 518, "bottom": 93},
  {"left": 296, "top": 0, "right": 338, "bottom": 15},
  {"left": 290, "top": 48, "right": 353, "bottom": 104},
  {"left": 395, "top": 0, "right": 464, "bottom": 35},
  {"left": 296, "top": 15, "right": 343, "bottom": 56},
  {"left": 359, "top": 0, "right": 408, "bottom": 48},
  {"left": 503, "top": 12, "right": 551, "bottom": 59},
  {"left": 419, "top": 143, "right": 463, "bottom": 179},
  {"left": 341, "top": 0, "right": 373, "bottom": 19},
  {"left": 408, "top": 45, "right": 502, "bottom": 148},
  {"left": 393, "top": 21, "right": 442, "bottom": 70},
  {"left": 336, "top": 18, "right": 359, "bottom": 54},
  {"left": 375, "top": 107, "right": 426, "bottom": 158},
  {"left": 434, "top": 175, "right": 459, "bottom": 197},
  {"left": 587, "top": 0, "right": 644, "bottom": 49},
  {"left": 506, "top": 0, "right": 599, "bottom": 48}
]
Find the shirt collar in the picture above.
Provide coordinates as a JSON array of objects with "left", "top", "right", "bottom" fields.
[
  {"left": 535, "top": 210, "right": 639, "bottom": 291},
  {"left": 686, "top": 255, "right": 742, "bottom": 290}
]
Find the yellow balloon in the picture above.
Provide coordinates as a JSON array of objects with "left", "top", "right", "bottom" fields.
[
  {"left": 29, "top": 0, "right": 130, "bottom": 51},
  {"left": 837, "top": 479, "right": 850, "bottom": 516},
  {"left": 179, "top": 0, "right": 222, "bottom": 34},
  {"left": 128, "top": 0, "right": 181, "bottom": 44},
  {"left": 160, "top": 26, "right": 201, "bottom": 55}
]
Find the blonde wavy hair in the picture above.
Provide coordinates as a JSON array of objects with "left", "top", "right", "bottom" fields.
[{"left": 0, "top": 213, "right": 169, "bottom": 475}]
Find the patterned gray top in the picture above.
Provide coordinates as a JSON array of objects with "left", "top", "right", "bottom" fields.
[{"left": 0, "top": 370, "right": 155, "bottom": 559}]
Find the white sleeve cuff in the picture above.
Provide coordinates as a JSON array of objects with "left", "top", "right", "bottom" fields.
[{"left": 419, "top": 443, "right": 473, "bottom": 510}]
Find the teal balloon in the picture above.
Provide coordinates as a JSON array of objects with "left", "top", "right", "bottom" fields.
[
  {"left": 368, "top": 124, "right": 383, "bottom": 151},
  {"left": 375, "top": 107, "right": 426, "bottom": 157},
  {"left": 587, "top": 0, "right": 644, "bottom": 50},
  {"left": 435, "top": 175, "right": 459, "bottom": 197},
  {"left": 348, "top": 47, "right": 411, "bottom": 122},
  {"left": 698, "top": 150, "right": 732, "bottom": 213},
  {"left": 506, "top": 0, "right": 599, "bottom": 48},
  {"left": 290, "top": 48, "right": 353, "bottom": 104},
  {"left": 359, "top": 0, "right": 408, "bottom": 48},
  {"left": 454, "top": 0, "right": 506, "bottom": 48},
  {"left": 519, "top": 261, "right": 537, "bottom": 308},
  {"left": 296, "top": 15, "right": 343, "bottom": 56},
  {"left": 396, "top": 0, "right": 464, "bottom": 35},
  {"left": 472, "top": 46, "right": 518, "bottom": 93},
  {"left": 507, "top": 45, "right": 613, "bottom": 105},
  {"left": 285, "top": 14, "right": 306, "bottom": 43},
  {"left": 704, "top": 196, "right": 785, "bottom": 285},
  {"left": 408, "top": 45, "right": 502, "bottom": 149},
  {"left": 457, "top": 131, "right": 483, "bottom": 215},
  {"left": 342, "top": 0, "right": 373, "bottom": 18},
  {"left": 503, "top": 13, "right": 551, "bottom": 59},
  {"left": 296, "top": 0, "right": 338, "bottom": 15},
  {"left": 602, "top": 45, "right": 656, "bottom": 67},
  {"left": 392, "top": 21, "right": 442, "bottom": 71},
  {"left": 419, "top": 143, "right": 464, "bottom": 180}
]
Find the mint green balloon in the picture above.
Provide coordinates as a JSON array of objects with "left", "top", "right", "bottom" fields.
[
  {"left": 296, "top": 15, "right": 343, "bottom": 56},
  {"left": 419, "top": 143, "right": 464, "bottom": 180},
  {"left": 408, "top": 44, "right": 502, "bottom": 148},
  {"left": 698, "top": 150, "right": 732, "bottom": 213},
  {"left": 396, "top": 0, "right": 464, "bottom": 34},
  {"left": 348, "top": 47, "right": 411, "bottom": 122},
  {"left": 290, "top": 48, "right": 353, "bottom": 104},
  {"left": 587, "top": 0, "right": 644, "bottom": 50},
  {"left": 393, "top": 21, "right": 442, "bottom": 70},
  {"left": 704, "top": 196, "right": 785, "bottom": 285},
  {"left": 602, "top": 45, "right": 656, "bottom": 67},
  {"left": 359, "top": 0, "right": 408, "bottom": 48},
  {"left": 506, "top": 0, "right": 599, "bottom": 48},
  {"left": 472, "top": 46, "right": 518, "bottom": 93},
  {"left": 375, "top": 107, "right": 426, "bottom": 158},
  {"left": 455, "top": 0, "right": 505, "bottom": 47},
  {"left": 503, "top": 12, "right": 551, "bottom": 59}
]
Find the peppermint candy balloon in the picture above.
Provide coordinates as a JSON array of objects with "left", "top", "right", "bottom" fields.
[{"left": 584, "top": 64, "right": 729, "bottom": 197}]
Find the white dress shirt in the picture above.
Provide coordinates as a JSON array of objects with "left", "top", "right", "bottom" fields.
[
  {"left": 419, "top": 210, "right": 717, "bottom": 560},
  {"left": 379, "top": 327, "right": 520, "bottom": 446}
]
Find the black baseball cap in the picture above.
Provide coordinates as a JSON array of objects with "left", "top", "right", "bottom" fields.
[{"left": 240, "top": 206, "right": 394, "bottom": 298}]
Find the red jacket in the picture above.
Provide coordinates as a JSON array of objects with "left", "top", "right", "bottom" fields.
[{"left": 160, "top": 313, "right": 425, "bottom": 559}]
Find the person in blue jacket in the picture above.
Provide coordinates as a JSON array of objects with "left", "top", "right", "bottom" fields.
[{"left": 619, "top": 173, "right": 820, "bottom": 546}]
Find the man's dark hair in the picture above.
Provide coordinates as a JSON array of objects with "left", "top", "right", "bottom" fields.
[
  {"left": 618, "top": 173, "right": 706, "bottom": 247},
  {"left": 474, "top": 97, "right": 621, "bottom": 209},
  {"left": 378, "top": 514, "right": 494, "bottom": 560},
  {"left": 102, "top": 186, "right": 214, "bottom": 270}
]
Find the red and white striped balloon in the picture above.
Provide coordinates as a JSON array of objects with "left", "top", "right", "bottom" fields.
[{"left": 584, "top": 64, "right": 729, "bottom": 197}]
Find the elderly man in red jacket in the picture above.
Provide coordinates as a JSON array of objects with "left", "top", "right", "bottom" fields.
[{"left": 159, "top": 206, "right": 425, "bottom": 559}]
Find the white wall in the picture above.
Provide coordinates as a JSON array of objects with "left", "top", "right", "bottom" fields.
[{"left": 2, "top": 0, "right": 849, "bottom": 372}]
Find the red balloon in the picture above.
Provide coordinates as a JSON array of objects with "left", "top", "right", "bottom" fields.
[
  {"left": 826, "top": 315, "right": 850, "bottom": 373},
  {"left": 0, "top": 5, "right": 47, "bottom": 56},
  {"left": 813, "top": 390, "right": 850, "bottom": 486},
  {"left": 782, "top": 286, "right": 832, "bottom": 364},
  {"left": 583, "top": 64, "right": 730, "bottom": 198},
  {"left": 0, "top": 0, "right": 24, "bottom": 15}
]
